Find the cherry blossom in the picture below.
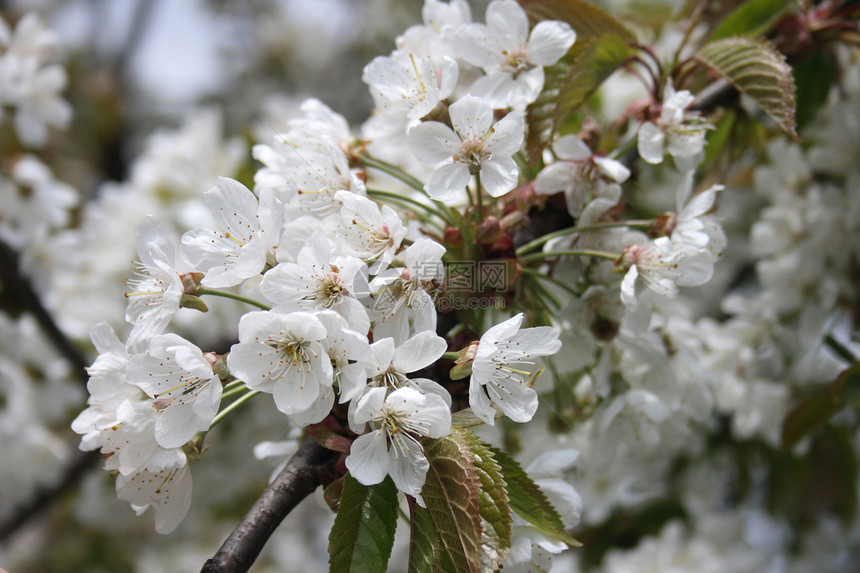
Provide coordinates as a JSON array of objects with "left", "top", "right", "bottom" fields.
[
  {"left": 345, "top": 386, "right": 451, "bottom": 503},
  {"left": 180, "top": 177, "right": 283, "bottom": 288},
  {"left": 455, "top": 0, "right": 575, "bottom": 110},
  {"left": 469, "top": 313, "right": 561, "bottom": 425},
  {"left": 227, "top": 310, "right": 333, "bottom": 423},
  {"left": 127, "top": 333, "right": 222, "bottom": 449},
  {"left": 125, "top": 216, "right": 184, "bottom": 350},
  {"left": 408, "top": 94, "right": 524, "bottom": 201}
]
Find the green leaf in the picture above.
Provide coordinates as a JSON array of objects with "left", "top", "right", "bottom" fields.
[
  {"left": 465, "top": 433, "right": 512, "bottom": 572},
  {"left": 696, "top": 37, "right": 798, "bottom": 140},
  {"left": 710, "top": 0, "right": 795, "bottom": 41},
  {"left": 328, "top": 474, "right": 399, "bottom": 573},
  {"left": 488, "top": 445, "right": 581, "bottom": 547},
  {"left": 526, "top": 34, "right": 631, "bottom": 162},
  {"left": 782, "top": 362, "right": 860, "bottom": 449},
  {"left": 519, "top": 0, "right": 636, "bottom": 43},
  {"left": 408, "top": 503, "right": 443, "bottom": 573},
  {"left": 421, "top": 428, "right": 483, "bottom": 573}
]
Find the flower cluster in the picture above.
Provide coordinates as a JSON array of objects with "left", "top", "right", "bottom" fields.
[
  {"left": 2, "top": 0, "right": 858, "bottom": 571},
  {"left": 0, "top": 13, "right": 71, "bottom": 147}
]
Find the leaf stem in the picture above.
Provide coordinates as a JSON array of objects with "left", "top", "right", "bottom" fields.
[
  {"left": 367, "top": 188, "right": 452, "bottom": 227},
  {"left": 199, "top": 288, "right": 271, "bottom": 310},
  {"left": 361, "top": 154, "right": 425, "bottom": 193},
  {"left": 515, "top": 220, "right": 653, "bottom": 255},
  {"left": 209, "top": 389, "right": 261, "bottom": 430},
  {"left": 519, "top": 249, "right": 620, "bottom": 264},
  {"left": 824, "top": 334, "right": 858, "bottom": 363}
]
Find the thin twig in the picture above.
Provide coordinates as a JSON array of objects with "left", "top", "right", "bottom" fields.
[{"left": 200, "top": 435, "right": 340, "bottom": 573}]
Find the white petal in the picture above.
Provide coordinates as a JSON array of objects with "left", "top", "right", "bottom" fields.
[
  {"left": 637, "top": 123, "right": 665, "bottom": 164},
  {"left": 425, "top": 163, "right": 471, "bottom": 202},
  {"left": 480, "top": 157, "right": 519, "bottom": 198},
  {"left": 394, "top": 331, "right": 447, "bottom": 373},
  {"left": 486, "top": 0, "right": 529, "bottom": 42},
  {"left": 468, "top": 377, "right": 497, "bottom": 425},
  {"left": 388, "top": 434, "right": 429, "bottom": 498},
  {"left": 408, "top": 122, "right": 459, "bottom": 164},
  {"left": 527, "top": 21, "right": 576, "bottom": 66},
  {"left": 346, "top": 431, "right": 390, "bottom": 486},
  {"left": 552, "top": 135, "right": 591, "bottom": 161},
  {"left": 485, "top": 111, "right": 525, "bottom": 156},
  {"left": 449, "top": 95, "right": 493, "bottom": 140}
]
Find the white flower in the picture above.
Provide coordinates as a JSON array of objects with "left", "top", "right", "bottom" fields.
[
  {"left": 0, "top": 154, "right": 77, "bottom": 251},
  {"left": 534, "top": 134, "right": 628, "bottom": 218},
  {"left": 180, "top": 177, "right": 284, "bottom": 288},
  {"left": 253, "top": 137, "right": 365, "bottom": 217},
  {"left": 116, "top": 465, "right": 192, "bottom": 534},
  {"left": 125, "top": 216, "right": 184, "bottom": 350},
  {"left": 227, "top": 310, "right": 333, "bottom": 423},
  {"left": 358, "top": 331, "right": 450, "bottom": 400},
  {"left": 363, "top": 52, "right": 458, "bottom": 120},
  {"left": 368, "top": 237, "right": 446, "bottom": 344},
  {"left": 71, "top": 323, "right": 140, "bottom": 452},
  {"left": 334, "top": 191, "right": 408, "bottom": 273},
  {"left": 0, "top": 13, "right": 72, "bottom": 147},
  {"left": 455, "top": 0, "right": 575, "bottom": 110},
  {"left": 671, "top": 181, "right": 726, "bottom": 257},
  {"left": 315, "top": 310, "right": 370, "bottom": 404},
  {"left": 469, "top": 313, "right": 561, "bottom": 425},
  {"left": 127, "top": 333, "right": 222, "bottom": 449},
  {"left": 619, "top": 236, "right": 714, "bottom": 310},
  {"left": 638, "top": 84, "right": 710, "bottom": 171},
  {"left": 345, "top": 386, "right": 451, "bottom": 503},
  {"left": 408, "top": 95, "right": 524, "bottom": 201},
  {"left": 261, "top": 231, "right": 370, "bottom": 335}
]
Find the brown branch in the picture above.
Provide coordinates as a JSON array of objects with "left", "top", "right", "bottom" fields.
[
  {"left": 0, "top": 239, "right": 89, "bottom": 383},
  {"left": 201, "top": 435, "right": 340, "bottom": 573},
  {"left": 0, "top": 240, "right": 97, "bottom": 541},
  {"left": 0, "top": 449, "right": 100, "bottom": 541}
]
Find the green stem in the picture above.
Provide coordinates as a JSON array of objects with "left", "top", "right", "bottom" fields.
[
  {"left": 221, "top": 384, "right": 250, "bottom": 400},
  {"left": 198, "top": 288, "right": 271, "bottom": 310},
  {"left": 209, "top": 389, "right": 261, "bottom": 430},
  {"left": 824, "top": 334, "right": 858, "bottom": 363},
  {"left": 474, "top": 171, "right": 484, "bottom": 224},
  {"left": 519, "top": 266, "right": 580, "bottom": 297},
  {"left": 362, "top": 154, "right": 460, "bottom": 225},
  {"left": 361, "top": 154, "right": 425, "bottom": 194},
  {"left": 367, "top": 188, "right": 452, "bottom": 227},
  {"left": 515, "top": 220, "right": 654, "bottom": 256},
  {"left": 518, "top": 249, "right": 620, "bottom": 264},
  {"left": 442, "top": 351, "right": 460, "bottom": 360}
]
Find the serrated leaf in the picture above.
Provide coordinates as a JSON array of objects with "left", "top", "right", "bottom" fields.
[
  {"left": 328, "top": 474, "right": 398, "bottom": 573},
  {"left": 488, "top": 445, "right": 581, "bottom": 547},
  {"left": 520, "top": 0, "right": 636, "bottom": 43},
  {"left": 465, "top": 433, "right": 512, "bottom": 572},
  {"left": 451, "top": 408, "right": 494, "bottom": 428},
  {"left": 782, "top": 362, "right": 860, "bottom": 449},
  {"left": 710, "top": 0, "right": 795, "bottom": 41},
  {"left": 526, "top": 34, "right": 630, "bottom": 162},
  {"left": 421, "top": 428, "right": 483, "bottom": 573},
  {"left": 409, "top": 503, "right": 443, "bottom": 573},
  {"left": 696, "top": 37, "right": 798, "bottom": 140}
]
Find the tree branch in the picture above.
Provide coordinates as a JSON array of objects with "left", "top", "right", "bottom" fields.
[
  {"left": 0, "top": 239, "right": 89, "bottom": 383},
  {"left": 0, "top": 449, "right": 100, "bottom": 541},
  {"left": 201, "top": 436, "right": 340, "bottom": 573}
]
